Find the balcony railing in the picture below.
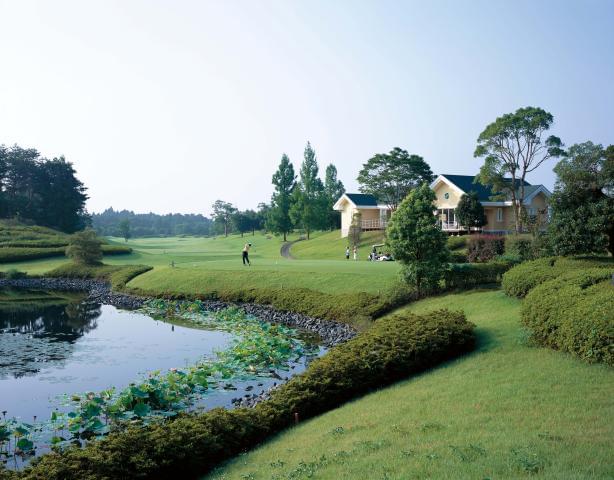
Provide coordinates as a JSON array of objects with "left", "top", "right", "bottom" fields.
[
  {"left": 361, "top": 219, "right": 388, "bottom": 230},
  {"left": 441, "top": 221, "right": 461, "bottom": 231}
]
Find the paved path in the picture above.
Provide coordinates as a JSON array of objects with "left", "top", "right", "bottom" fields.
[{"left": 280, "top": 238, "right": 304, "bottom": 259}]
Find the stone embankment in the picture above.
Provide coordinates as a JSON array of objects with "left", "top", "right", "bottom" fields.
[{"left": 0, "top": 278, "right": 356, "bottom": 346}]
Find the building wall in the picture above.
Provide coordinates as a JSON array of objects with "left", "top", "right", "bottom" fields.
[
  {"left": 483, "top": 206, "right": 514, "bottom": 232},
  {"left": 340, "top": 201, "right": 355, "bottom": 237},
  {"left": 433, "top": 181, "right": 463, "bottom": 209}
]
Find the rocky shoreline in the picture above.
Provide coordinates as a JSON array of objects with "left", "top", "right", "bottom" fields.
[{"left": 0, "top": 278, "right": 357, "bottom": 347}]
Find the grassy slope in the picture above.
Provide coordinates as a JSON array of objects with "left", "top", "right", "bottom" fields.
[
  {"left": 290, "top": 230, "right": 385, "bottom": 260},
  {"left": 207, "top": 290, "right": 614, "bottom": 480},
  {"left": 4, "top": 232, "right": 400, "bottom": 295}
]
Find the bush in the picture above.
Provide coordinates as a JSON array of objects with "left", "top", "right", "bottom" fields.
[
  {"left": 0, "top": 247, "right": 66, "bottom": 263},
  {"left": 101, "top": 245, "right": 133, "bottom": 255},
  {"left": 502, "top": 256, "right": 614, "bottom": 298},
  {"left": 444, "top": 261, "right": 515, "bottom": 290},
  {"left": 65, "top": 230, "right": 103, "bottom": 265},
  {"left": 6, "top": 309, "right": 474, "bottom": 479},
  {"left": 4, "top": 268, "right": 27, "bottom": 279},
  {"left": 521, "top": 268, "right": 614, "bottom": 365},
  {"left": 447, "top": 236, "right": 467, "bottom": 251},
  {"left": 47, "top": 263, "right": 153, "bottom": 290},
  {"left": 505, "top": 235, "right": 533, "bottom": 261},
  {"left": 466, "top": 235, "right": 505, "bottom": 263},
  {"left": 449, "top": 250, "right": 467, "bottom": 263}
]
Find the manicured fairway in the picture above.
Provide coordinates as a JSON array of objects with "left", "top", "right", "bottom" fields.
[
  {"left": 205, "top": 289, "right": 614, "bottom": 480},
  {"left": 1, "top": 232, "right": 400, "bottom": 295}
]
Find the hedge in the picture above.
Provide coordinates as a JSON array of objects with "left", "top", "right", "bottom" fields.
[
  {"left": 466, "top": 235, "right": 505, "bottom": 263},
  {"left": 447, "top": 236, "right": 467, "bottom": 251},
  {"left": 444, "top": 261, "right": 515, "bottom": 290},
  {"left": 521, "top": 268, "right": 614, "bottom": 365},
  {"left": 0, "top": 246, "right": 66, "bottom": 263},
  {"left": 502, "top": 256, "right": 614, "bottom": 298},
  {"left": 1, "top": 309, "right": 475, "bottom": 480},
  {"left": 46, "top": 263, "right": 153, "bottom": 290}
]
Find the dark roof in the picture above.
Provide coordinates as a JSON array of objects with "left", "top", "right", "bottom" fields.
[
  {"left": 345, "top": 193, "right": 378, "bottom": 206},
  {"left": 440, "top": 174, "right": 532, "bottom": 202}
]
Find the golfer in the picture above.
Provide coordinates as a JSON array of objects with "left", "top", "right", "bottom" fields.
[{"left": 242, "top": 243, "right": 252, "bottom": 266}]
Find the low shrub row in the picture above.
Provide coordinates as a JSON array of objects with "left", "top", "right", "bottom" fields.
[
  {"left": 444, "top": 261, "right": 516, "bottom": 290},
  {"left": 0, "top": 245, "right": 131, "bottom": 264},
  {"left": 46, "top": 263, "right": 153, "bottom": 289},
  {"left": 3, "top": 309, "right": 475, "bottom": 480},
  {"left": 447, "top": 236, "right": 467, "bottom": 251},
  {"left": 502, "top": 256, "right": 614, "bottom": 298},
  {"left": 0, "top": 246, "right": 65, "bottom": 263},
  {"left": 521, "top": 268, "right": 614, "bottom": 366}
]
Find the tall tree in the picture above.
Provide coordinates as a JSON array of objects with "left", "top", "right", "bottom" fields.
[
  {"left": 455, "top": 191, "right": 486, "bottom": 231},
  {"left": 118, "top": 219, "right": 131, "bottom": 242},
  {"left": 386, "top": 184, "right": 449, "bottom": 294},
  {"left": 211, "top": 200, "right": 236, "bottom": 237},
  {"left": 548, "top": 142, "right": 614, "bottom": 255},
  {"left": 269, "top": 154, "right": 296, "bottom": 241},
  {"left": 323, "top": 164, "right": 345, "bottom": 230},
  {"left": 231, "top": 210, "right": 252, "bottom": 237},
  {"left": 290, "top": 142, "right": 326, "bottom": 239},
  {"left": 357, "top": 148, "right": 433, "bottom": 211},
  {"left": 474, "top": 106, "right": 564, "bottom": 233}
]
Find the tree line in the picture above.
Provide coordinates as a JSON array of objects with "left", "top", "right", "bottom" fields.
[
  {"left": 92, "top": 208, "right": 213, "bottom": 238},
  {"left": 212, "top": 142, "right": 346, "bottom": 240},
  {"left": 0, "top": 144, "right": 89, "bottom": 233}
]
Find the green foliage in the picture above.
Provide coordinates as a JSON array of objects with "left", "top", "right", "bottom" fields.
[
  {"left": 0, "top": 144, "right": 89, "bottom": 233},
  {"left": 446, "top": 236, "right": 467, "bottom": 251},
  {"left": 46, "top": 262, "right": 152, "bottom": 289},
  {"left": 474, "top": 106, "right": 564, "bottom": 232},
  {"left": 3, "top": 268, "right": 27, "bottom": 279},
  {"left": 65, "top": 229, "right": 103, "bottom": 265},
  {"left": 323, "top": 164, "right": 345, "bottom": 230},
  {"left": 269, "top": 154, "right": 296, "bottom": 241},
  {"left": 118, "top": 219, "right": 131, "bottom": 242},
  {"left": 455, "top": 192, "right": 486, "bottom": 229},
  {"left": 502, "top": 256, "right": 614, "bottom": 298},
  {"left": 443, "top": 261, "right": 516, "bottom": 290},
  {"left": 504, "top": 235, "right": 537, "bottom": 262},
  {"left": 0, "top": 246, "right": 66, "bottom": 263},
  {"left": 548, "top": 141, "right": 614, "bottom": 255},
  {"left": 386, "top": 184, "right": 449, "bottom": 293},
  {"left": 466, "top": 235, "right": 505, "bottom": 263},
  {"left": 357, "top": 147, "right": 433, "bottom": 210},
  {"left": 290, "top": 142, "right": 327, "bottom": 239},
  {"left": 521, "top": 268, "right": 614, "bottom": 365},
  {"left": 5, "top": 309, "right": 474, "bottom": 480},
  {"left": 211, "top": 200, "right": 237, "bottom": 237}
]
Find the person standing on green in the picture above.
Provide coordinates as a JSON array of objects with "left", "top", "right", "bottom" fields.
[{"left": 242, "top": 243, "right": 252, "bottom": 266}]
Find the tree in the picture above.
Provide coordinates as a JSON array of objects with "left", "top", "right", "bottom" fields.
[
  {"left": 118, "top": 219, "right": 131, "bottom": 242},
  {"left": 231, "top": 210, "right": 252, "bottom": 237},
  {"left": 66, "top": 229, "right": 103, "bottom": 265},
  {"left": 211, "top": 200, "right": 236, "bottom": 237},
  {"left": 455, "top": 191, "right": 486, "bottom": 231},
  {"left": 323, "top": 164, "right": 345, "bottom": 230},
  {"left": 357, "top": 148, "right": 433, "bottom": 211},
  {"left": 548, "top": 142, "right": 614, "bottom": 255},
  {"left": 475, "top": 106, "right": 564, "bottom": 233},
  {"left": 256, "top": 202, "right": 271, "bottom": 233},
  {"left": 348, "top": 211, "right": 362, "bottom": 247},
  {"left": 269, "top": 154, "right": 296, "bottom": 241},
  {"left": 290, "top": 142, "right": 327, "bottom": 239},
  {"left": 386, "top": 184, "right": 449, "bottom": 293}
]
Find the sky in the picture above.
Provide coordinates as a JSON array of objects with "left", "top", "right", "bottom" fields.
[{"left": 0, "top": 0, "right": 613, "bottom": 216}]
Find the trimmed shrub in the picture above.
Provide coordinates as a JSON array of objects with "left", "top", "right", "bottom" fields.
[
  {"left": 444, "top": 261, "right": 515, "bottom": 290},
  {"left": 502, "top": 256, "right": 614, "bottom": 298},
  {"left": 0, "top": 247, "right": 65, "bottom": 263},
  {"left": 5, "top": 310, "right": 475, "bottom": 480},
  {"left": 522, "top": 268, "right": 614, "bottom": 365},
  {"left": 447, "top": 236, "right": 468, "bottom": 251},
  {"left": 449, "top": 250, "right": 467, "bottom": 263},
  {"left": 466, "top": 235, "right": 505, "bottom": 263},
  {"left": 101, "top": 245, "right": 133, "bottom": 255},
  {"left": 46, "top": 263, "right": 153, "bottom": 290},
  {"left": 505, "top": 235, "right": 533, "bottom": 261}
]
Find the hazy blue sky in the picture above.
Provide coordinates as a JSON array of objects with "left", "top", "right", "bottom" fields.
[{"left": 1, "top": 0, "right": 612, "bottom": 215}]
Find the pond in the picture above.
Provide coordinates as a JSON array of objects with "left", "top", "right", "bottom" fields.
[{"left": 0, "top": 289, "right": 322, "bottom": 469}]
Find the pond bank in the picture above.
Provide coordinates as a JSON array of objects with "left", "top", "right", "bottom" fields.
[{"left": 0, "top": 278, "right": 357, "bottom": 346}]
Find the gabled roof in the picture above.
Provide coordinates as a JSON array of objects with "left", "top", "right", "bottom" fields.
[
  {"left": 344, "top": 193, "right": 378, "bottom": 206},
  {"left": 435, "top": 174, "right": 535, "bottom": 202}
]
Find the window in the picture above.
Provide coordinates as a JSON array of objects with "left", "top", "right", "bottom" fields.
[
  {"left": 444, "top": 192, "right": 450, "bottom": 200},
  {"left": 528, "top": 207, "right": 536, "bottom": 216},
  {"left": 496, "top": 208, "right": 503, "bottom": 222}
]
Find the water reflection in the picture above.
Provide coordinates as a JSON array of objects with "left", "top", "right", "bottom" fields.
[{"left": 0, "top": 291, "right": 101, "bottom": 379}]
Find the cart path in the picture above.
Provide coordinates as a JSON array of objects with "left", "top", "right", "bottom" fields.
[{"left": 280, "top": 238, "right": 304, "bottom": 259}]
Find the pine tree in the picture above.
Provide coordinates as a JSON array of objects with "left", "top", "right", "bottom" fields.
[
  {"left": 290, "top": 142, "right": 326, "bottom": 240},
  {"left": 324, "top": 164, "right": 345, "bottom": 230},
  {"left": 269, "top": 154, "right": 296, "bottom": 241}
]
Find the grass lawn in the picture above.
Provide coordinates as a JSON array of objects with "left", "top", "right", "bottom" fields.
[
  {"left": 290, "top": 230, "right": 386, "bottom": 260},
  {"left": 3, "top": 232, "right": 400, "bottom": 295},
  {"left": 206, "top": 289, "right": 614, "bottom": 480}
]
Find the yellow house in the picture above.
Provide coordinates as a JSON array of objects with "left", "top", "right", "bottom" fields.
[{"left": 334, "top": 174, "right": 551, "bottom": 238}]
